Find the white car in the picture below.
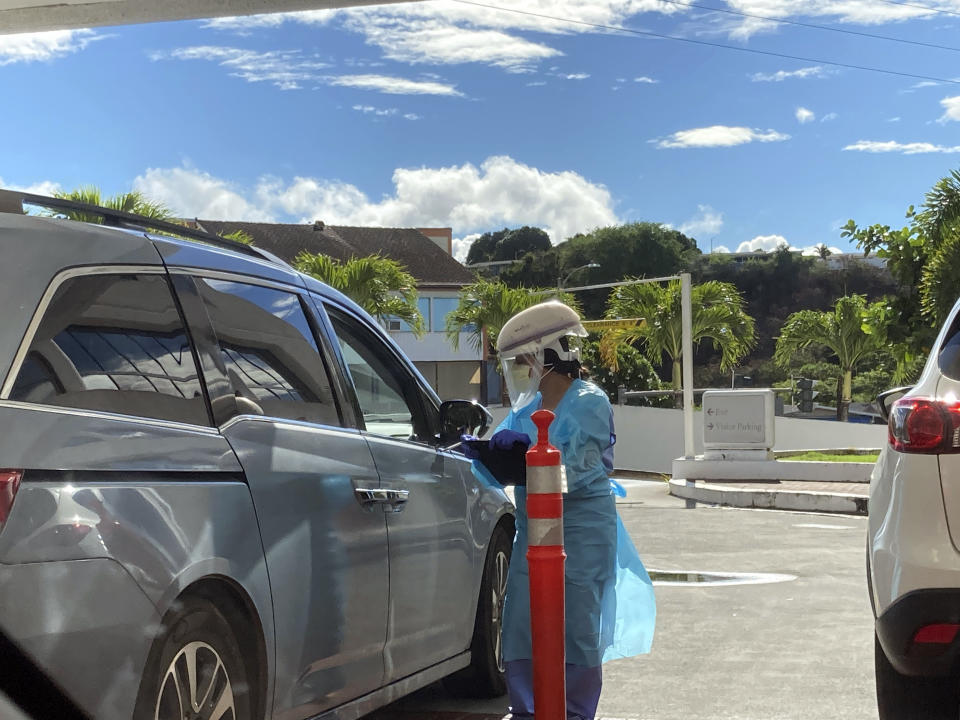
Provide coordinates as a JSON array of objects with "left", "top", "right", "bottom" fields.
[{"left": 869, "top": 302, "right": 960, "bottom": 720}]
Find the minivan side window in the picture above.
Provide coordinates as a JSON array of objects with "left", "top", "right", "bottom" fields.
[
  {"left": 327, "top": 308, "right": 432, "bottom": 442},
  {"left": 8, "top": 273, "right": 208, "bottom": 426},
  {"left": 195, "top": 277, "right": 340, "bottom": 426},
  {"left": 940, "top": 311, "right": 960, "bottom": 380}
]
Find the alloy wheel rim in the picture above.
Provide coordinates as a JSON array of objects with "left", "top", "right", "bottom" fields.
[
  {"left": 155, "top": 640, "right": 236, "bottom": 720},
  {"left": 492, "top": 550, "right": 509, "bottom": 672}
]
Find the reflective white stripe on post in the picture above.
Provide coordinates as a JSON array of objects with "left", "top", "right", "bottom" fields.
[
  {"left": 528, "top": 517, "right": 564, "bottom": 547},
  {"left": 527, "top": 465, "right": 564, "bottom": 495}
]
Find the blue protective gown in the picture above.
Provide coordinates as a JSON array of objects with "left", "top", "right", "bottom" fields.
[{"left": 478, "top": 379, "right": 656, "bottom": 668}]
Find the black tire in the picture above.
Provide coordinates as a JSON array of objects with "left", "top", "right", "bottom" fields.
[
  {"left": 875, "top": 632, "right": 959, "bottom": 720},
  {"left": 445, "top": 523, "right": 513, "bottom": 698},
  {"left": 134, "top": 595, "right": 253, "bottom": 720}
]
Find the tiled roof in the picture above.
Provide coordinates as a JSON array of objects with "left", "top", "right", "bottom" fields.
[{"left": 196, "top": 220, "right": 474, "bottom": 286}]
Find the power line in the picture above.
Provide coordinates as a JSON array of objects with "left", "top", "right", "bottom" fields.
[
  {"left": 658, "top": 0, "right": 960, "bottom": 53},
  {"left": 873, "top": 0, "right": 960, "bottom": 20},
  {"left": 452, "top": 0, "right": 960, "bottom": 85}
]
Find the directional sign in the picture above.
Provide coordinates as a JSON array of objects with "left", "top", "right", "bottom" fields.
[
  {"left": 581, "top": 318, "right": 646, "bottom": 332},
  {"left": 702, "top": 390, "right": 775, "bottom": 450}
]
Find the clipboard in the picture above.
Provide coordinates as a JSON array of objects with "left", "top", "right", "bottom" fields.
[{"left": 463, "top": 439, "right": 528, "bottom": 486}]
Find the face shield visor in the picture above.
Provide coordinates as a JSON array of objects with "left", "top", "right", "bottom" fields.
[{"left": 501, "top": 350, "right": 545, "bottom": 411}]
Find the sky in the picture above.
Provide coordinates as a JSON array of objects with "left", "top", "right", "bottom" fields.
[{"left": 2, "top": 0, "right": 960, "bottom": 261}]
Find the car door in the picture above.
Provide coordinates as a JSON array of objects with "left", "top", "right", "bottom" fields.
[
  {"left": 172, "top": 274, "right": 389, "bottom": 718},
  {"left": 322, "top": 304, "right": 477, "bottom": 682}
]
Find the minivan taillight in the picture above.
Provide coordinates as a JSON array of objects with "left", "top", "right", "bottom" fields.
[{"left": 889, "top": 398, "right": 960, "bottom": 454}]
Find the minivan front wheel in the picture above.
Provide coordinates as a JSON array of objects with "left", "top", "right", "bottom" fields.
[
  {"left": 445, "top": 524, "right": 512, "bottom": 698},
  {"left": 134, "top": 596, "right": 252, "bottom": 720}
]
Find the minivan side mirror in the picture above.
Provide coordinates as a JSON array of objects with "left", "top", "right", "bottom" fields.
[
  {"left": 437, "top": 400, "right": 492, "bottom": 447},
  {"left": 877, "top": 386, "right": 913, "bottom": 423}
]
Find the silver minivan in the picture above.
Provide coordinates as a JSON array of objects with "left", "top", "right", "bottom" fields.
[{"left": 0, "top": 190, "right": 514, "bottom": 720}]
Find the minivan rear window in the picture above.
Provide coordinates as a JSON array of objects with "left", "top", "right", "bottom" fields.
[{"left": 8, "top": 273, "right": 208, "bottom": 425}]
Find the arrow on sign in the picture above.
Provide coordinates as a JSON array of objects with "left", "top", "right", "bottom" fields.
[
  {"left": 706, "top": 423, "right": 714, "bottom": 430},
  {"left": 707, "top": 408, "right": 714, "bottom": 415}
]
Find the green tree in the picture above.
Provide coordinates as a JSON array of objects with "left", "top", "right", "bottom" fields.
[
  {"left": 774, "top": 294, "right": 896, "bottom": 421},
  {"left": 581, "top": 340, "right": 664, "bottom": 404},
  {"left": 842, "top": 168, "right": 960, "bottom": 347},
  {"left": 294, "top": 252, "right": 424, "bottom": 336},
  {"left": 48, "top": 186, "right": 174, "bottom": 224},
  {"left": 444, "top": 278, "right": 574, "bottom": 356},
  {"left": 465, "top": 226, "right": 551, "bottom": 265},
  {"left": 602, "top": 279, "right": 756, "bottom": 392}
]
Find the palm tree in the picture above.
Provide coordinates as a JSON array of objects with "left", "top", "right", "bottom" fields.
[
  {"left": 774, "top": 294, "right": 893, "bottom": 421},
  {"left": 602, "top": 279, "right": 756, "bottom": 393},
  {"left": 815, "top": 243, "right": 832, "bottom": 260},
  {"left": 445, "top": 279, "right": 577, "bottom": 403},
  {"left": 444, "top": 279, "right": 576, "bottom": 356},
  {"left": 294, "top": 252, "right": 425, "bottom": 336},
  {"left": 48, "top": 186, "right": 174, "bottom": 224}
]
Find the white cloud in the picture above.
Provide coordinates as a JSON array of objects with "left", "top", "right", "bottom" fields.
[
  {"left": 821, "top": 112, "right": 838, "bottom": 122},
  {"left": 133, "top": 156, "right": 618, "bottom": 245},
  {"left": 327, "top": 74, "right": 463, "bottom": 96},
  {"left": 843, "top": 140, "right": 960, "bottom": 154},
  {"left": 453, "top": 233, "right": 482, "bottom": 262},
  {"left": 562, "top": 72, "right": 590, "bottom": 80},
  {"left": 939, "top": 96, "right": 960, "bottom": 123},
  {"left": 202, "top": 2, "right": 681, "bottom": 72},
  {"left": 0, "top": 177, "right": 61, "bottom": 197},
  {"left": 133, "top": 167, "right": 275, "bottom": 221},
  {"left": 678, "top": 204, "right": 723, "bottom": 237},
  {"left": 656, "top": 126, "right": 790, "bottom": 149},
  {"left": 737, "top": 234, "right": 790, "bottom": 253},
  {"left": 712, "top": 244, "right": 731, "bottom": 254},
  {"left": 634, "top": 76, "right": 658, "bottom": 83},
  {"left": 0, "top": 29, "right": 103, "bottom": 66},
  {"left": 526, "top": 81, "right": 547, "bottom": 86},
  {"left": 723, "top": 0, "right": 932, "bottom": 39},
  {"left": 800, "top": 243, "right": 842, "bottom": 256},
  {"left": 751, "top": 66, "right": 827, "bottom": 82},
  {"left": 404, "top": 113, "right": 422, "bottom": 120},
  {"left": 796, "top": 107, "right": 815, "bottom": 124},
  {"left": 153, "top": 46, "right": 330, "bottom": 90},
  {"left": 353, "top": 104, "right": 398, "bottom": 116},
  {"left": 154, "top": 47, "right": 460, "bottom": 95},
  {"left": 888, "top": 117, "right": 902, "bottom": 122}
]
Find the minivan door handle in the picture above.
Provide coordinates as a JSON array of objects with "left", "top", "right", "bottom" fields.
[{"left": 354, "top": 487, "right": 409, "bottom": 512}]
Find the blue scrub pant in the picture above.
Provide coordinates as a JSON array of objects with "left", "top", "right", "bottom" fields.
[{"left": 505, "top": 659, "right": 602, "bottom": 720}]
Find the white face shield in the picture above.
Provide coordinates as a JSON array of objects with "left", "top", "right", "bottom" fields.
[{"left": 501, "top": 350, "right": 546, "bottom": 411}]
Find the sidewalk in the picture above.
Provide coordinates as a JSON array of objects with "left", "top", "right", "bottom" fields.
[{"left": 668, "top": 477, "right": 869, "bottom": 515}]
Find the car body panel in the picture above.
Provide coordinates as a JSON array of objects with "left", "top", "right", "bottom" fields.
[
  {"left": 221, "top": 417, "right": 389, "bottom": 718},
  {"left": 0, "top": 558, "right": 159, "bottom": 719},
  {"left": 0, "top": 405, "right": 276, "bottom": 720}
]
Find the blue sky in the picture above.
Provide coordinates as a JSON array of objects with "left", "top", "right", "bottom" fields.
[{"left": 2, "top": 0, "right": 960, "bottom": 260}]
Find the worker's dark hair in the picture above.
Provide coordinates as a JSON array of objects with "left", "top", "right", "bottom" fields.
[{"left": 543, "top": 336, "right": 582, "bottom": 378}]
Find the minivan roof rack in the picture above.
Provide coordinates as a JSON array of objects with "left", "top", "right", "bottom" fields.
[{"left": 0, "top": 188, "right": 280, "bottom": 265}]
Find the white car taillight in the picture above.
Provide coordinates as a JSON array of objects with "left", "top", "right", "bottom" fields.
[{"left": 889, "top": 398, "right": 960, "bottom": 454}]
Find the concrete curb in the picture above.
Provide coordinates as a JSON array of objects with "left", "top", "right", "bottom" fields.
[
  {"left": 668, "top": 478, "right": 869, "bottom": 515},
  {"left": 672, "top": 457, "right": 873, "bottom": 483}
]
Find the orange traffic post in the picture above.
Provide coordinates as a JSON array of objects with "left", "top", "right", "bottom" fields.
[{"left": 525, "top": 409, "right": 566, "bottom": 720}]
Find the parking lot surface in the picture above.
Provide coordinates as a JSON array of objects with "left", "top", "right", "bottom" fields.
[{"left": 370, "top": 479, "right": 876, "bottom": 720}]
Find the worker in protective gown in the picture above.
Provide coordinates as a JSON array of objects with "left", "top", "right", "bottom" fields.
[{"left": 464, "top": 300, "right": 656, "bottom": 720}]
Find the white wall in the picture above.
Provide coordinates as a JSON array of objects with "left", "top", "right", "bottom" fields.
[
  {"left": 390, "top": 331, "right": 480, "bottom": 362},
  {"left": 488, "top": 405, "right": 887, "bottom": 475}
]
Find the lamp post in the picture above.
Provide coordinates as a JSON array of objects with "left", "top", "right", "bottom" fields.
[{"left": 558, "top": 263, "right": 600, "bottom": 291}]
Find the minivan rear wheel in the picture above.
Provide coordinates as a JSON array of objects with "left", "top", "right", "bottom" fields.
[
  {"left": 134, "top": 595, "right": 252, "bottom": 720},
  {"left": 444, "top": 524, "right": 512, "bottom": 698},
  {"left": 875, "top": 632, "right": 959, "bottom": 720}
]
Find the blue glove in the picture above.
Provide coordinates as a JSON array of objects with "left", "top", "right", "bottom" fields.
[
  {"left": 460, "top": 434, "right": 481, "bottom": 459},
  {"left": 490, "top": 429, "right": 531, "bottom": 451}
]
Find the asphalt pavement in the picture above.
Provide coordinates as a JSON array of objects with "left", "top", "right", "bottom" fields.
[{"left": 370, "top": 479, "right": 877, "bottom": 720}]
